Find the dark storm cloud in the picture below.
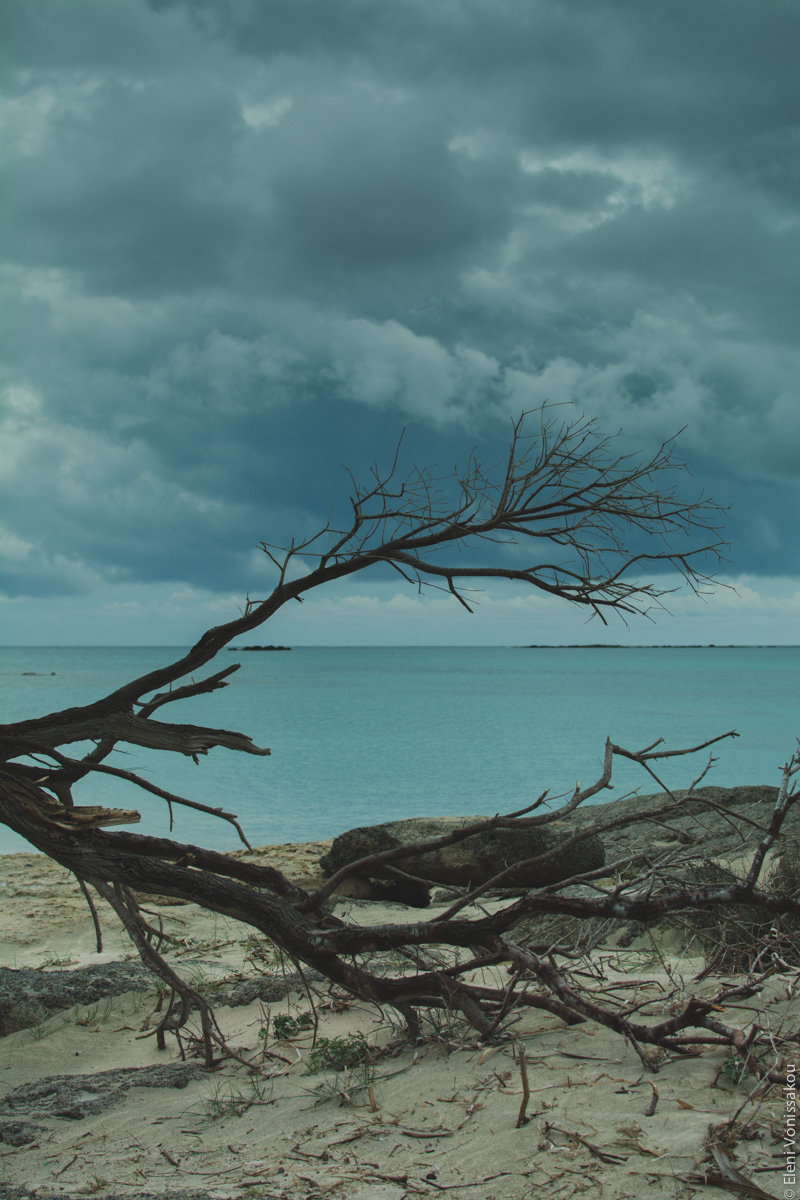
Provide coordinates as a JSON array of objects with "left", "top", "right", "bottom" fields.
[{"left": 1, "top": 0, "right": 798, "bottom": 613}]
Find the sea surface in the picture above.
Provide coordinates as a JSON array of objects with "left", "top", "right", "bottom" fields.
[{"left": 0, "top": 645, "right": 797, "bottom": 856}]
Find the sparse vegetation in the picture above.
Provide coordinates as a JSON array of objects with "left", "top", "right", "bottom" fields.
[
  {"left": 198, "top": 1074, "right": 273, "bottom": 1120},
  {"left": 661, "top": 850, "right": 800, "bottom": 973},
  {"left": 36, "top": 952, "right": 76, "bottom": 969},
  {"left": 70, "top": 996, "right": 116, "bottom": 1027},
  {"left": 27, "top": 1016, "right": 50, "bottom": 1041},
  {"left": 304, "top": 1060, "right": 378, "bottom": 1108},
  {"left": 272, "top": 1011, "right": 314, "bottom": 1040},
  {"left": 305, "top": 1034, "right": 373, "bottom": 1074}
]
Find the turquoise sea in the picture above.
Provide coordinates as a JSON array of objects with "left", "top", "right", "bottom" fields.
[{"left": 0, "top": 645, "right": 797, "bottom": 855}]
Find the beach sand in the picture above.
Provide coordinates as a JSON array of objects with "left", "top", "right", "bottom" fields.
[{"left": 0, "top": 846, "right": 795, "bottom": 1199}]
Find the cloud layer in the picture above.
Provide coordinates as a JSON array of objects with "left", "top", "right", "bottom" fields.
[{"left": 2, "top": 0, "right": 798, "bottom": 641}]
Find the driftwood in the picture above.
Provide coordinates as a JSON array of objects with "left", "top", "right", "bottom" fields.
[
  {"left": 2, "top": 734, "right": 799, "bottom": 1080},
  {"left": 4, "top": 409, "right": 797, "bottom": 1079}
]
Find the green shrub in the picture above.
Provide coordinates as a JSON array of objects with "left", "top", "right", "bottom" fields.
[
  {"left": 272, "top": 1011, "right": 314, "bottom": 1040},
  {"left": 305, "top": 1034, "right": 373, "bottom": 1073}
]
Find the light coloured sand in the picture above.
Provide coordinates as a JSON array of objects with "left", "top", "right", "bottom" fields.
[{"left": 0, "top": 848, "right": 795, "bottom": 1199}]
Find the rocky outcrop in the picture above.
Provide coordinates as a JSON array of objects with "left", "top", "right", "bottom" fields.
[
  {"left": 0, "top": 1118, "right": 43, "bottom": 1146},
  {"left": 320, "top": 786, "right": 791, "bottom": 905},
  {"left": 0, "top": 962, "right": 150, "bottom": 1037},
  {"left": 0, "top": 961, "right": 324, "bottom": 1036},
  {"left": 0, "top": 1063, "right": 206, "bottom": 1121},
  {"left": 565, "top": 784, "right": 786, "bottom": 863},
  {"left": 320, "top": 814, "right": 605, "bottom": 896}
]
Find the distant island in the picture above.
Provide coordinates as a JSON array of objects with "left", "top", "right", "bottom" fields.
[{"left": 228, "top": 644, "right": 291, "bottom": 651}]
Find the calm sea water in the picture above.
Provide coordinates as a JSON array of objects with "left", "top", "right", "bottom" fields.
[{"left": 0, "top": 645, "right": 797, "bottom": 855}]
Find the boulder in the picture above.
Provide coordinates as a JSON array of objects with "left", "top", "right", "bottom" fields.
[
  {"left": 566, "top": 785, "right": 784, "bottom": 863},
  {"left": 320, "top": 815, "right": 604, "bottom": 890}
]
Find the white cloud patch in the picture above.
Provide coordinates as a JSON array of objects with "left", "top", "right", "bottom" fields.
[
  {"left": 326, "top": 318, "right": 464, "bottom": 420},
  {"left": 0, "top": 526, "right": 105, "bottom": 595},
  {"left": 141, "top": 312, "right": 504, "bottom": 425},
  {"left": 2, "top": 383, "right": 42, "bottom": 424},
  {"left": 241, "top": 96, "right": 292, "bottom": 129},
  {"left": 520, "top": 147, "right": 680, "bottom": 212}
]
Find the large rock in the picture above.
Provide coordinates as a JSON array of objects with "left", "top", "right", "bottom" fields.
[
  {"left": 566, "top": 785, "right": 785, "bottom": 863},
  {"left": 320, "top": 815, "right": 604, "bottom": 890}
]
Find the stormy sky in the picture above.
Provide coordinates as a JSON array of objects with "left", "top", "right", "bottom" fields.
[{"left": 2, "top": 0, "right": 798, "bottom": 646}]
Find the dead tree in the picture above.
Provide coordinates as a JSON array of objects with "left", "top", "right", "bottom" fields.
[{"left": 4, "top": 406, "right": 798, "bottom": 1077}]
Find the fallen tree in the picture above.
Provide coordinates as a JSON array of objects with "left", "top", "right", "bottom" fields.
[{"left": 2, "top": 407, "right": 798, "bottom": 1079}]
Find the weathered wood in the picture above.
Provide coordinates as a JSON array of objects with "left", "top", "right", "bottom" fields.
[
  {"left": 7, "top": 414, "right": 798, "bottom": 1077},
  {"left": 1, "top": 712, "right": 269, "bottom": 760}
]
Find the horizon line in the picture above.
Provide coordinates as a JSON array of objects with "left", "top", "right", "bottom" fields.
[{"left": 3, "top": 643, "right": 798, "bottom": 650}]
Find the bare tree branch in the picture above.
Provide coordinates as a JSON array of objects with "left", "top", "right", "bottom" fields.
[{"left": 7, "top": 410, "right": 792, "bottom": 1081}]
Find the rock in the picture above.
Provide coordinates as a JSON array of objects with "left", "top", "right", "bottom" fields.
[
  {"left": 207, "top": 971, "right": 321, "bottom": 1007},
  {"left": 0, "top": 962, "right": 150, "bottom": 1036},
  {"left": 320, "top": 815, "right": 605, "bottom": 891},
  {"left": 0, "top": 1118, "right": 44, "bottom": 1146},
  {"left": 0, "top": 1191, "right": 216, "bottom": 1200},
  {"left": 0, "top": 1063, "right": 206, "bottom": 1121},
  {"left": 566, "top": 784, "right": 785, "bottom": 864},
  {"left": 0, "top": 960, "right": 329, "bottom": 1034},
  {"left": 330, "top": 874, "right": 434, "bottom": 907}
]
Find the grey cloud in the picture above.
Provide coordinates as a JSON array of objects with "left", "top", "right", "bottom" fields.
[
  {"left": 542, "top": 181, "right": 799, "bottom": 336},
  {"left": 265, "top": 106, "right": 518, "bottom": 275},
  {"left": 1, "top": 0, "right": 798, "bottom": 612},
  {"left": 171, "top": 0, "right": 800, "bottom": 157},
  {"left": 1, "top": 0, "right": 213, "bottom": 73},
  {"left": 6, "top": 77, "right": 243, "bottom": 294}
]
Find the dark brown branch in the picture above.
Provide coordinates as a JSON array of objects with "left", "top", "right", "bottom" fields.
[
  {"left": 136, "top": 664, "right": 242, "bottom": 718},
  {"left": 2, "top": 411, "right": 769, "bottom": 1076},
  {"left": 1, "top": 407, "right": 728, "bottom": 771},
  {"left": 2, "top": 712, "right": 269, "bottom": 762},
  {"left": 76, "top": 874, "right": 104, "bottom": 953},
  {"left": 2, "top": 745, "right": 798, "bottom": 1078},
  {"left": 6, "top": 748, "right": 253, "bottom": 845}
]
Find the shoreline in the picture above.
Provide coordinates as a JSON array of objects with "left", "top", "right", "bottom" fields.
[
  {"left": 1, "top": 789, "right": 798, "bottom": 1199},
  {"left": 0, "top": 780, "right": 789, "bottom": 958}
]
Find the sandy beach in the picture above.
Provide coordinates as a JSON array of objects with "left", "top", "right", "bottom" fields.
[{"left": 0, "top": 844, "right": 796, "bottom": 1200}]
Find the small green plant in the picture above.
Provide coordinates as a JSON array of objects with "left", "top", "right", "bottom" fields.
[
  {"left": 305, "top": 1034, "right": 373, "bottom": 1074},
  {"left": 129, "top": 987, "right": 148, "bottom": 1014},
  {"left": 71, "top": 996, "right": 116, "bottom": 1027},
  {"left": 71, "top": 1002, "right": 98, "bottom": 1026},
  {"left": 36, "top": 952, "right": 76, "bottom": 968},
  {"left": 721, "top": 1055, "right": 748, "bottom": 1085},
  {"left": 306, "top": 1060, "right": 377, "bottom": 1108},
  {"left": 28, "top": 1017, "right": 50, "bottom": 1041},
  {"left": 199, "top": 1074, "right": 273, "bottom": 1119},
  {"left": 100, "top": 995, "right": 115, "bottom": 1023},
  {"left": 83, "top": 1176, "right": 110, "bottom": 1195},
  {"left": 182, "top": 961, "right": 213, "bottom": 993},
  {"left": 245, "top": 937, "right": 292, "bottom": 971},
  {"left": 272, "top": 1011, "right": 314, "bottom": 1040}
]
